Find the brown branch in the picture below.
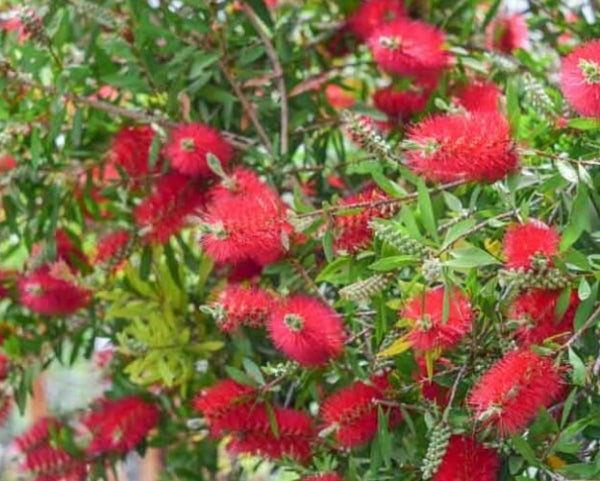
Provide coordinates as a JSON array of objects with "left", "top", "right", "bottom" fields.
[
  {"left": 4, "top": 65, "right": 255, "bottom": 151},
  {"left": 242, "top": 4, "right": 289, "bottom": 156},
  {"left": 296, "top": 180, "right": 467, "bottom": 219}
]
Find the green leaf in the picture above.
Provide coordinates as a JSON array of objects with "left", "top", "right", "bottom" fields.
[
  {"left": 243, "top": 0, "right": 274, "bottom": 28},
  {"left": 369, "top": 255, "right": 419, "bottom": 272},
  {"left": 556, "top": 160, "right": 578, "bottom": 184},
  {"left": 568, "top": 348, "right": 586, "bottom": 386},
  {"left": 242, "top": 358, "right": 265, "bottom": 385},
  {"left": 323, "top": 230, "right": 334, "bottom": 262},
  {"left": 139, "top": 245, "right": 153, "bottom": 281},
  {"left": 224, "top": 366, "right": 258, "bottom": 387},
  {"left": 442, "top": 219, "right": 476, "bottom": 250},
  {"left": 577, "top": 278, "right": 591, "bottom": 301},
  {"left": 417, "top": 180, "right": 438, "bottom": 242},
  {"left": 445, "top": 246, "right": 501, "bottom": 269},
  {"left": 573, "top": 281, "right": 598, "bottom": 329},
  {"left": 510, "top": 435, "right": 539, "bottom": 466},
  {"left": 506, "top": 77, "right": 521, "bottom": 135},
  {"left": 567, "top": 117, "right": 600, "bottom": 130}
]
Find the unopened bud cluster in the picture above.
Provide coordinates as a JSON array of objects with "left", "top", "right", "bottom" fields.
[
  {"left": 421, "top": 422, "right": 451, "bottom": 479},
  {"left": 499, "top": 256, "right": 569, "bottom": 291},
  {"left": 371, "top": 220, "right": 431, "bottom": 258},
  {"left": 339, "top": 274, "right": 390, "bottom": 303},
  {"left": 422, "top": 258, "right": 443, "bottom": 284},
  {"left": 341, "top": 111, "right": 394, "bottom": 161}
]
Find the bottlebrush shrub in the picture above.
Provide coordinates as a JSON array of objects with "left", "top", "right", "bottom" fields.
[{"left": 2, "top": 1, "right": 600, "bottom": 481}]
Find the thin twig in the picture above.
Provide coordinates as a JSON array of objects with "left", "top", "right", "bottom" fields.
[
  {"left": 242, "top": 4, "right": 289, "bottom": 156},
  {"left": 296, "top": 180, "right": 466, "bottom": 219},
  {"left": 559, "top": 303, "right": 600, "bottom": 352},
  {"left": 3, "top": 66, "right": 254, "bottom": 151}
]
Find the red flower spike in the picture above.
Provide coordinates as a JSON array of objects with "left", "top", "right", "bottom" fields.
[
  {"left": 368, "top": 19, "right": 450, "bottom": 77},
  {"left": 405, "top": 112, "right": 518, "bottom": 183},
  {"left": 485, "top": 13, "right": 529, "bottom": 54},
  {"left": 510, "top": 289, "right": 579, "bottom": 346},
  {"left": 134, "top": 173, "right": 206, "bottom": 244},
  {"left": 207, "top": 167, "right": 267, "bottom": 201},
  {"left": 193, "top": 379, "right": 256, "bottom": 435},
  {"left": 82, "top": 396, "right": 159, "bottom": 455},
  {"left": 301, "top": 474, "right": 345, "bottom": 481},
  {"left": 433, "top": 435, "right": 500, "bottom": 481},
  {"left": 469, "top": 349, "right": 563, "bottom": 435},
  {"left": 18, "top": 270, "right": 91, "bottom": 316},
  {"left": 15, "top": 417, "right": 62, "bottom": 453},
  {"left": 455, "top": 81, "right": 501, "bottom": 113},
  {"left": 560, "top": 40, "right": 600, "bottom": 117},
  {"left": 347, "top": 0, "right": 407, "bottom": 41},
  {"left": 0, "top": 395, "right": 11, "bottom": 428},
  {"left": 403, "top": 287, "right": 474, "bottom": 353},
  {"left": 373, "top": 86, "right": 430, "bottom": 121},
  {"left": 0, "top": 155, "right": 17, "bottom": 172},
  {"left": 268, "top": 295, "right": 345, "bottom": 367},
  {"left": 228, "top": 405, "right": 315, "bottom": 462},
  {"left": 109, "top": 125, "right": 157, "bottom": 179},
  {"left": 325, "top": 84, "right": 356, "bottom": 110},
  {"left": 165, "top": 123, "right": 233, "bottom": 177},
  {"left": 202, "top": 187, "right": 292, "bottom": 267},
  {"left": 502, "top": 220, "right": 559, "bottom": 271},
  {"left": 95, "top": 230, "right": 132, "bottom": 270},
  {"left": 320, "top": 374, "right": 401, "bottom": 448},
  {"left": 333, "top": 185, "right": 395, "bottom": 255},
  {"left": 23, "top": 446, "right": 87, "bottom": 481},
  {"left": 211, "top": 284, "right": 274, "bottom": 332}
]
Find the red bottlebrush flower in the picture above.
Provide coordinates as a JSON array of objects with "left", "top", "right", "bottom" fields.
[
  {"left": 560, "top": 40, "right": 600, "bottom": 117},
  {"left": 347, "top": 0, "right": 406, "bottom": 41},
  {"left": 502, "top": 220, "right": 559, "bottom": 270},
  {"left": 324, "top": 23, "right": 354, "bottom": 58},
  {"left": 15, "top": 417, "right": 62, "bottom": 453},
  {"left": 469, "top": 349, "right": 563, "bottom": 435},
  {"left": 228, "top": 404, "right": 315, "bottom": 462},
  {"left": 413, "top": 358, "right": 450, "bottom": 407},
  {"left": 325, "top": 84, "right": 356, "bottom": 110},
  {"left": 202, "top": 186, "right": 292, "bottom": 267},
  {"left": 210, "top": 284, "right": 274, "bottom": 332},
  {"left": 320, "top": 374, "right": 400, "bottom": 448},
  {"left": 207, "top": 167, "right": 267, "bottom": 201},
  {"left": 0, "top": 12, "right": 28, "bottom": 44},
  {"left": 0, "top": 155, "right": 17, "bottom": 172},
  {"left": 486, "top": 13, "right": 529, "bottom": 54},
  {"left": 0, "top": 394, "right": 11, "bottom": 429},
  {"left": 165, "top": 123, "right": 233, "bottom": 177},
  {"left": 22, "top": 446, "right": 87, "bottom": 481},
  {"left": 405, "top": 112, "right": 518, "bottom": 183},
  {"left": 95, "top": 230, "right": 131, "bottom": 271},
  {"left": 333, "top": 185, "right": 395, "bottom": 255},
  {"left": 268, "top": 295, "right": 345, "bottom": 367},
  {"left": 18, "top": 269, "right": 91, "bottom": 316},
  {"left": 402, "top": 287, "right": 473, "bottom": 353},
  {"left": 134, "top": 173, "right": 206, "bottom": 244},
  {"left": 455, "top": 81, "right": 501, "bottom": 113},
  {"left": 368, "top": 20, "right": 450, "bottom": 77},
  {"left": 0, "top": 351, "right": 10, "bottom": 380},
  {"left": 193, "top": 379, "right": 255, "bottom": 435},
  {"left": 109, "top": 125, "right": 157, "bottom": 179},
  {"left": 510, "top": 289, "right": 578, "bottom": 346},
  {"left": 82, "top": 396, "right": 159, "bottom": 455},
  {"left": 433, "top": 435, "right": 500, "bottom": 481},
  {"left": 226, "top": 258, "right": 264, "bottom": 283},
  {"left": 301, "top": 474, "right": 345, "bottom": 481},
  {"left": 373, "top": 86, "right": 430, "bottom": 121}
]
